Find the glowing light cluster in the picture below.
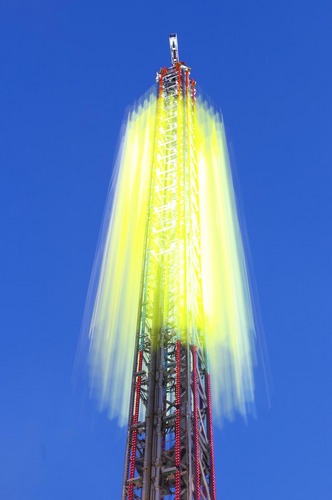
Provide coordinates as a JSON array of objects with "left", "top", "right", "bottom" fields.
[{"left": 83, "top": 90, "right": 256, "bottom": 425}]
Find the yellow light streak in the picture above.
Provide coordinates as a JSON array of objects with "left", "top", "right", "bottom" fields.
[
  {"left": 82, "top": 91, "right": 256, "bottom": 425},
  {"left": 196, "top": 100, "right": 255, "bottom": 420}
]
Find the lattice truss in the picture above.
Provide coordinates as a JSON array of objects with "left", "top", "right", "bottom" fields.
[{"left": 122, "top": 53, "right": 216, "bottom": 500}]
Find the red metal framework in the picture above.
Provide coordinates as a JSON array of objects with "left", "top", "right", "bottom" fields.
[{"left": 122, "top": 35, "right": 216, "bottom": 499}]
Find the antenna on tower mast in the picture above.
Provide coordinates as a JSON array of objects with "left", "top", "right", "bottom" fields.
[{"left": 169, "top": 33, "right": 179, "bottom": 65}]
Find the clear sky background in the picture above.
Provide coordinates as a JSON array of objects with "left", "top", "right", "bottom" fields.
[{"left": 1, "top": 1, "right": 331, "bottom": 499}]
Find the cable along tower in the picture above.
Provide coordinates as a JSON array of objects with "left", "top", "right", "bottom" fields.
[{"left": 122, "top": 34, "right": 216, "bottom": 500}]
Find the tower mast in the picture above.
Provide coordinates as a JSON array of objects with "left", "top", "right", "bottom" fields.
[{"left": 122, "top": 34, "right": 216, "bottom": 500}]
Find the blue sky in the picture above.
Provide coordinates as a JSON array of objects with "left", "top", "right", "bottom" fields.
[{"left": 1, "top": 1, "right": 331, "bottom": 498}]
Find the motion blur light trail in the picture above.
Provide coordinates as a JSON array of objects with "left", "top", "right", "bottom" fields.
[
  {"left": 84, "top": 91, "right": 158, "bottom": 423},
  {"left": 196, "top": 101, "right": 255, "bottom": 420},
  {"left": 83, "top": 90, "right": 256, "bottom": 426}
]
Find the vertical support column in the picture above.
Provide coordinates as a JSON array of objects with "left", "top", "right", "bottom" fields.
[
  {"left": 192, "top": 346, "right": 200, "bottom": 499},
  {"left": 175, "top": 340, "right": 181, "bottom": 500},
  {"left": 142, "top": 348, "right": 157, "bottom": 498},
  {"left": 128, "top": 350, "right": 144, "bottom": 500},
  {"left": 206, "top": 373, "right": 216, "bottom": 500},
  {"left": 159, "top": 67, "right": 167, "bottom": 96}
]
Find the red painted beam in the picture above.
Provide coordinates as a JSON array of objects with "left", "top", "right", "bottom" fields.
[
  {"left": 175, "top": 340, "right": 181, "bottom": 500},
  {"left": 192, "top": 346, "right": 200, "bottom": 499},
  {"left": 206, "top": 373, "right": 216, "bottom": 500},
  {"left": 127, "top": 350, "right": 143, "bottom": 500}
]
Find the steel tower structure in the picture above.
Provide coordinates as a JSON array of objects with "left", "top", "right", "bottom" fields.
[{"left": 122, "top": 35, "right": 216, "bottom": 500}]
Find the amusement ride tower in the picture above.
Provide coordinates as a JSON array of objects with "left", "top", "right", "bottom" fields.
[{"left": 122, "top": 34, "right": 216, "bottom": 500}]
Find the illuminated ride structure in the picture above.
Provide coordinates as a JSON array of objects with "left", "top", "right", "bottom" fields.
[{"left": 122, "top": 35, "right": 216, "bottom": 500}]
